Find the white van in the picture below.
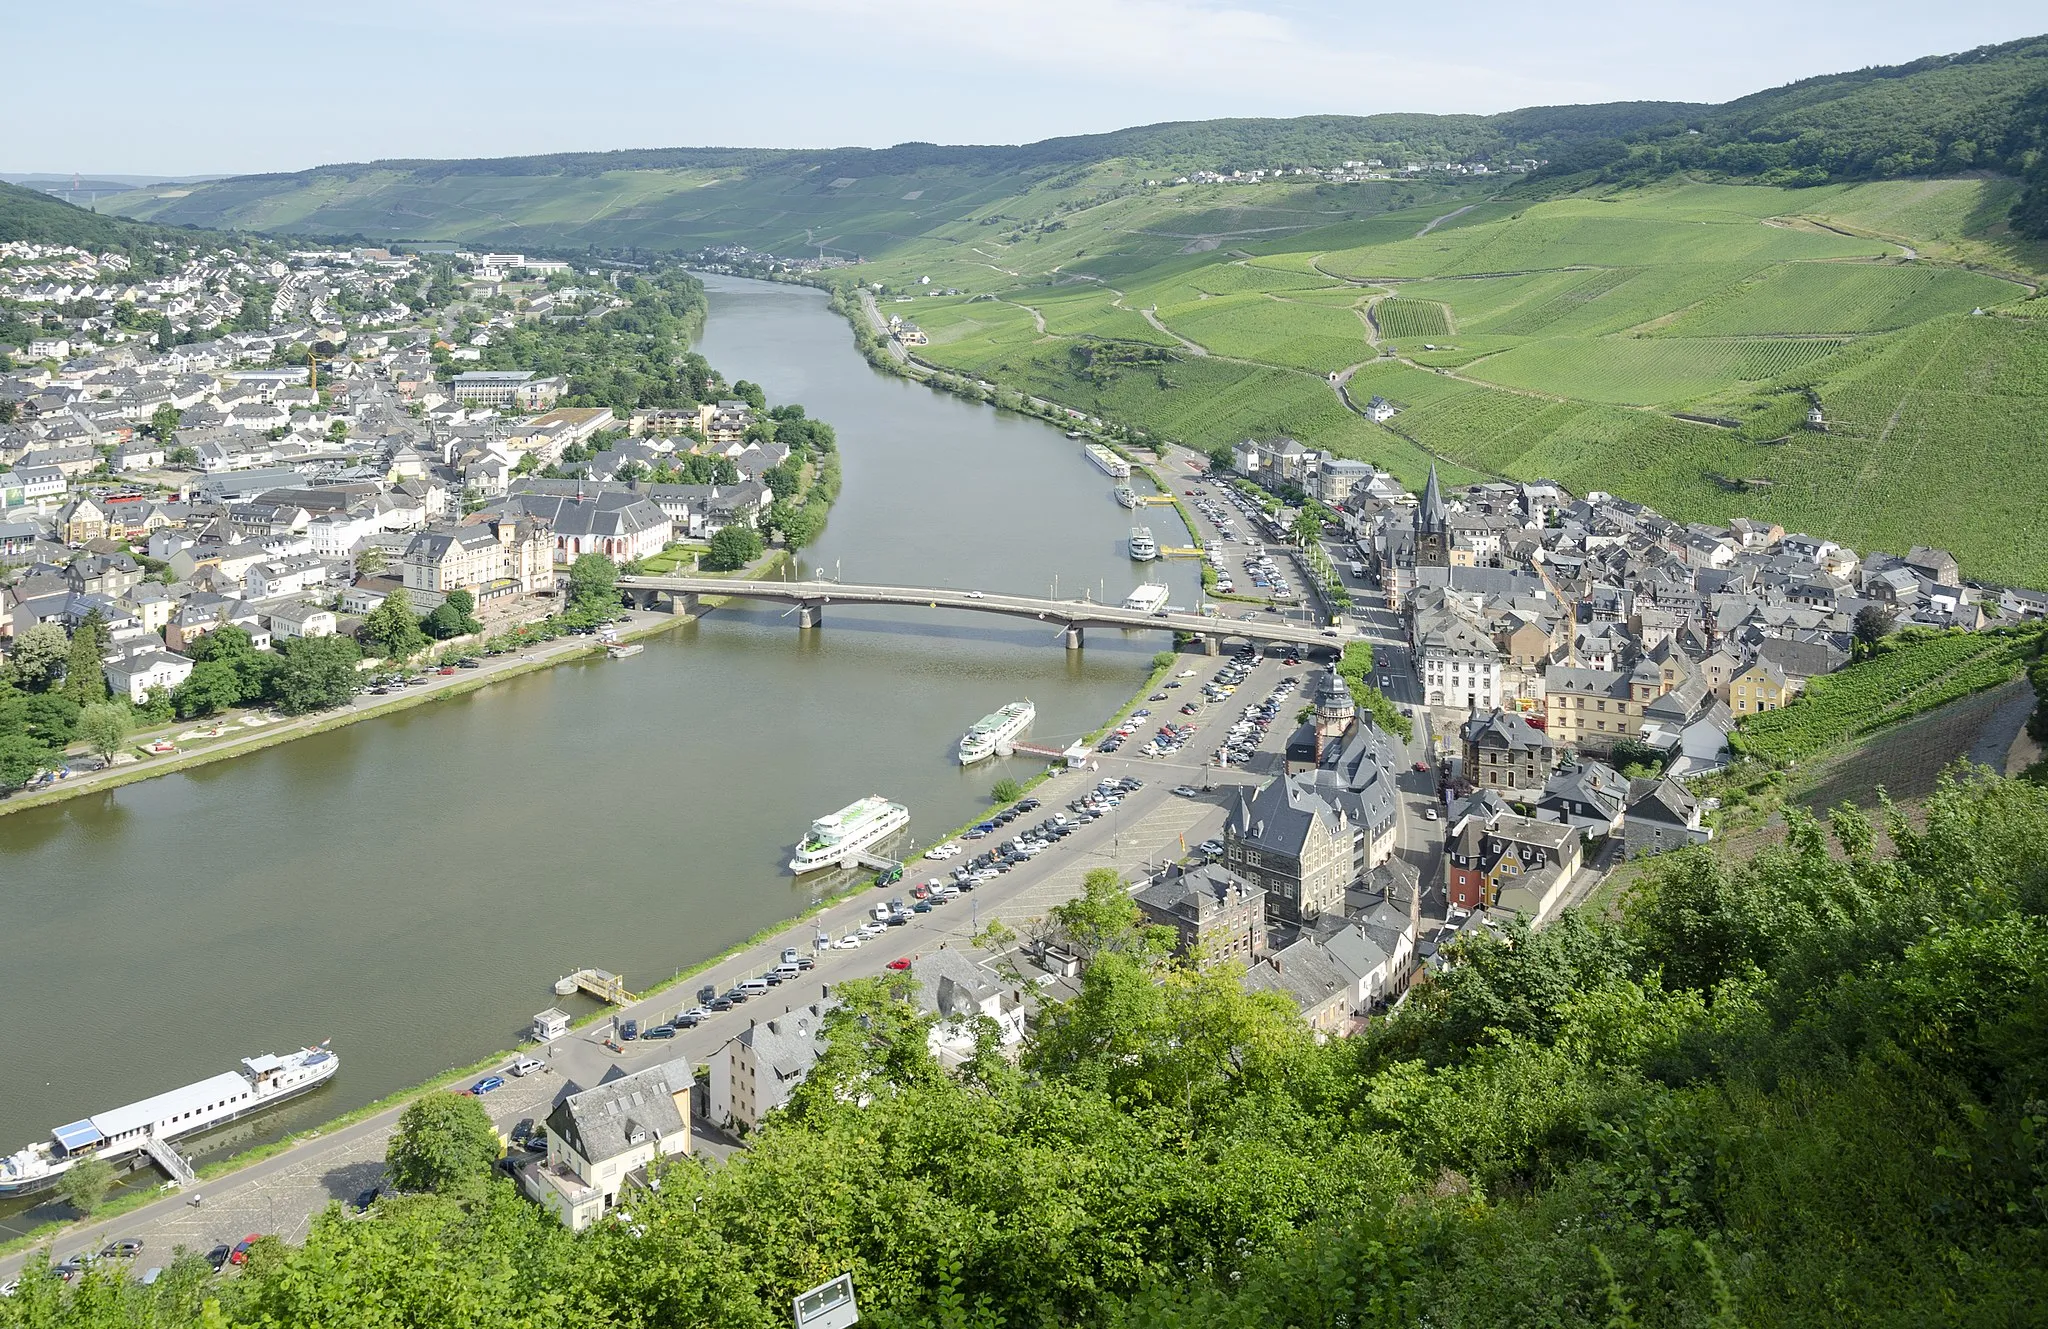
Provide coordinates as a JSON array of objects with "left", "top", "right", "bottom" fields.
[
  {"left": 739, "top": 978, "right": 771, "bottom": 997},
  {"left": 510, "top": 1056, "right": 544, "bottom": 1078}
]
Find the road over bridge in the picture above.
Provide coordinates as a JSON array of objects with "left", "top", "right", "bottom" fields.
[{"left": 614, "top": 575, "right": 1348, "bottom": 654}]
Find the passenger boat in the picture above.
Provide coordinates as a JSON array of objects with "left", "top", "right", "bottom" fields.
[
  {"left": 1128, "top": 526, "right": 1159, "bottom": 561},
  {"left": 1121, "top": 583, "right": 1171, "bottom": 614},
  {"left": 606, "top": 643, "right": 644, "bottom": 659},
  {"left": 958, "top": 700, "right": 1036, "bottom": 765},
  {"left": 1113, "top": 485, "right": 1138, "bottom": 509},
  {"left": 789, "top": 796, "right": 910, "bottom": 874},
  {"left": 1085, "top": 444, "right": 1131, "bottom": 479},
  {"left": 0, "top": 1045, "right": 339, "bottom": 1197}
]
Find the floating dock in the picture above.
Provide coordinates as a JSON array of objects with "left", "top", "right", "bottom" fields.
[{"left": 554, "top": 969, "right": 635, "bottom": 1004}]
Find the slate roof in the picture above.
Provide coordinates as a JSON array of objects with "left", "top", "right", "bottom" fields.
[{"left": 545, "top": 1057, "right": 692, "bottom": 1166}]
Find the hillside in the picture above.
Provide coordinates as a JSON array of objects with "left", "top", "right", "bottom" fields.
[
  {"left": 0, "top": 180, "right": 209, "bottom": 255},
  {"left": 91, "top": 33, "right": 2048, "bottom": 586}
]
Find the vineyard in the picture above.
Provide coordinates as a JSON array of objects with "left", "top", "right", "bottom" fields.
[
  {"left": 1155, "top": 293, "right": 1372, "bottom": 373},
  {"left": 1374, "top": 297, "right": 1453, "bottom": 340},
  {"left": 1464, "top": 335, "right": 1848, "bottom": 406},
  {"left": 1730, "top": 627, "right": 2044, "bottom": 764},
  {"left": 1666, "top": 262, "right": 2025, "bottom": 336}
]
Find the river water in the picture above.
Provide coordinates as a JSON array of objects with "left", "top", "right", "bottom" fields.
[{"left": 0, "top": 274, "right": 1197, "bottom": 1228}]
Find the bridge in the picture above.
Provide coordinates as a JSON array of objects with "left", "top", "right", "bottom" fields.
[{"left": 613, "top": 575, "right": 1346, "bottom": 654}]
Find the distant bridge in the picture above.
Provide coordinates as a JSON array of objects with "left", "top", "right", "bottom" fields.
[{"left": 613, "top": 575, "right": 1345, "bottom": 654}]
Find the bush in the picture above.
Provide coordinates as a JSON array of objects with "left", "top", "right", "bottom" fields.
[{"left": 990, "top": 777, "right": 1025, "bottom": 804}]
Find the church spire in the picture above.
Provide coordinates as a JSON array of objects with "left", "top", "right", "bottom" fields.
[{"left": 1419, "top": 462, "right": 1449, "bottom": 534}]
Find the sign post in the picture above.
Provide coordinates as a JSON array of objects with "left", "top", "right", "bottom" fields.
[{"left": 793, "top": 1273, "right": 859, "bottom": 1329}]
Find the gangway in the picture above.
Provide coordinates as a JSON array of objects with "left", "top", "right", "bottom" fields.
[
  {"left": 553, "top": 968, "right": 635, "bottom": 1005},
  {"left": 1007, "top": 740, "right": 1092, "bottom": 767},
  {"left": 1158, "top": 546, "right": 1205, "bottom": 559},
  {"left": 855, "top": 853, "right": 902, "bottom": 873},
  {"left": 141, "top": 1133, "right": 197, "bottom": 1189}
]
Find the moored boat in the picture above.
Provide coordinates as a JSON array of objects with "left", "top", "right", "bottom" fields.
[
  {"left": 0, "top": 1045, "right": 340, "bottom": 1198},
  {"left": 958, "top": 700, "right": 1036, "bottom": 765},
  {"left": 1129, "top": 526, "right": 1159, "bottom": 561},
  {"left": 789, "top": 796, "right": 910, "bottom": 874}
]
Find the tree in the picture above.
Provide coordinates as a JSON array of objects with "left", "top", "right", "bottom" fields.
[
  {"left": 135, "top": 686, "right": 175, "bottom": 725},
  {"left": 0, "top": 729, "right": 45, "bottom": 791},
  {"left": 360, "top": 591, "right": 428, "bottom": 660},
  {"left": 1290, "top": 509, "right": 1323, "bottom": 546},
  {"left": 149, "top": 402, "right": 182, "bottom": 440},
  {"left": 62, "top": 610, "right": 111, "bottom": 705},
  {"left": 730, "top": 379, "right": 767, "bottom": 410},
  {"left": 77, "top": 701, "right": 131, "bottom": 764},
  {"left": 386, "top": 1093, "right": 502, "bottom": 1199},
  {"left": 355, "top": 545, "right": 387, "bottom": 576},
  {"left": 991, "top": 777, "right": 1025, "bottom": 804},
  {"left": 167, "top": 444, "right": 197, "bottom": 466},
  {"left": 5, "top": 623, "right": 69, "bottom": 692},
  {"left": 56, "top": 1156, "right": 116, "bottom": 1215},
  {"left": 270, "top": 635, "right": 362, "bottom": 714},
  {"left": 566, "top": 553, "right": 619, "bottom": 616},
  {"left": 1854, "top": 604, "right": 1898, "bottom": 656},
  {"left": 762, "top": 458, "right": 803, "bottom": 502},
  {"left": 1152, "top": 650, "right": 1178, "bottom": 671},
  {"left": 172, "top": 660, "right": 243, "bottom": 719},
  {"left": 1205, "top": 441, "right": 1236, "bottom": 474},
  {"left": 702, "top": 524, "right": 763, "bottom": 572}
]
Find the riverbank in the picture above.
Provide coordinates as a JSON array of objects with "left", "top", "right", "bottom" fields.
[
  {"left": 0, "top": 554, "right": 797, "bottom": 823},
  {"left": 0, "top": 628, "right": 1187, "bottom": 1261}
]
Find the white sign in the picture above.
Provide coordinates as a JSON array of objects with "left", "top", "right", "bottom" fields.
[{"left": 793, "top": 1273, "right": 859, "bottom": 1329}]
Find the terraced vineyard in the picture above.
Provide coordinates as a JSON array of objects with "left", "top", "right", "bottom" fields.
[
  {"left": 830, "top": 174, "right": 2047, "bottom": 582},
  {"left": 1730, "top": 627, "right": 2044, "bottom": 764},
  {"left": 1374, "top": 298, "right": 1452, "bottom": 340}
]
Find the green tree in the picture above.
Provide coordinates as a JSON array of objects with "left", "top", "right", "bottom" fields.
[
  {"left": 1853, "top": 604, "right": 1899, "bottom": 657},
  {"left": 762, "top": 457, "right": 803, "bottom": 501},
  {"left": 1289, "top": 509, "right": 1323, "bottom": 546},
  {"left": 55, "top": 1156, "right": 116, "bottom": 1215},
  {"left": 149, "top": 401, "right": 182, "bottom": 439},
  {"left": 386, "top": 1093, "right": 501, "bottom": 1199},
  {"left": 730, "top": 379, "right": 767, "bottom": 410},
  {"left": 62, "top": 610, "right": 111, "bottom": 705},
  {"left": 173, "top": 660, "right": 243, "bottom": 718},
  {"left": 702, "top": 524, "right": 763, "bottom": 572},
  {"left": 360, "top": 591, "right": 428, "bottom": 659},
  {"left": 566, "top": 553, "right": 620, "bottom": 617},
  {"left": 5, "top": 622, "right": 69, "bottom": 692},
  {"left": 77, "top": 701, "right": 132, "bottom": 764},
  {"left": 355, "top": 545, "right": 387, "bottom": 576},
  {"left": 990, "top": 777, "right": 1025, "bottom": 804},
  {"left": 134, "top": 685, "right": 175, "bottom": 725},
  {"left": 270, "top": 635, "right": 362, "bottom": 714},
  {"left": 1205, "top": 441, "right": 1236, "bottom": 473},
  {"left": 166, "top": 444, "right": 198, "bottom": 466}
]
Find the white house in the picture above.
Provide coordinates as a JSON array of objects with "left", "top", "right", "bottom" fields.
[
  {"left": 263, "top": 600, "right": 336, "bottom": 639},
  {"left": 104, "top": 649, "right": 193, "bottom": 704},
  {"left": 243, "top": 554, "right": 328, "bottom": 600},
  {"left": 520, "top": 1057, "right": 693, "bottom": 1232},
  {"left": 909, "top": 949, "right": 1026, "bottom": 1070}
]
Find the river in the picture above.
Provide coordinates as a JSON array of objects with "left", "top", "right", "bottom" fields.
[{"left": 0, "top": 274, "right": 1198, "bottom": 1230}]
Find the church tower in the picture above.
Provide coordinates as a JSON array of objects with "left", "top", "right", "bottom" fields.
[
  {"left": 1313, "top": 668, "right": 1356, "bottom": 762},
  {"left": 1415, "top": 462, "right": 1451, "bottom": 569}
]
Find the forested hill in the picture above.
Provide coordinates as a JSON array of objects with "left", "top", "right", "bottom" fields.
[
  {"left": 0, "top": 180, "right": 224, "bottom": 255},
  {"left": 102, "top": 31, "right": 2048, "bottom": 247},
  {"left": 1533, "top": 32, "right": 2048, "bottom": 210}
]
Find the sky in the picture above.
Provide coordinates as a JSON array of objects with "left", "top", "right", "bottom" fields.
[{"left": 4, "top": 0, "right": 2043, "bottom": 177}]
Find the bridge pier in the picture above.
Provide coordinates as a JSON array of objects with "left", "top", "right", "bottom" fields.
[
  {"left": 1062, "top": 623, "right": 1084, "bottom": 651},
  {"left": 797, "top": 601, "right": 824, "bottom": 630},
  {"left": 679, "top": 593, "right": 701, "bottom": 620},
  {"left": 1203, "top": 635, "right": 1220, "bottom": 656}
]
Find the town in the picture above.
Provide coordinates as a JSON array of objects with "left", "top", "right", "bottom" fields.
[{"left": 0, "top": 241, "right": 837, "bottom": 790}]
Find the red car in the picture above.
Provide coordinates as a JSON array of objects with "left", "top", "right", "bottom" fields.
[
  {"left": 229, "top": 1234, "right": 263, "bottom": 1266},
  {"left": 886, "top": 957, "right": 911, "bottom": 971},
  {"left": 1412, "top": 760, "right": 1431, "bottom": 773}
]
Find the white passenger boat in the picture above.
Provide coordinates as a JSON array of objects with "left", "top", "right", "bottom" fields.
[
  {"left": 1086, "top": 444, "right": 1131, "bottom": 479},
  {"left": 1113, "top": 485, "right": 1138, "bottom": 509},
  {"left": 1122, "top": 583, "right": 1171, "bottom": 614},
  {"left": 789, "top": 796, "right": 910, "bottom": 873},
  {"left": 958, "top": 700, "right": 1036, "bottom": 765},
  {"left": 1129, "top": 526, "right": 1159, "bottom": 561},
  {"left": 0, "top": 1044, "right": 339, "bottom": 1197}
]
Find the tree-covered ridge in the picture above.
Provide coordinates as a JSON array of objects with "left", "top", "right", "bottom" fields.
[
  {"left": 10, "top": 771, "right": 2048, "bottom": 1326},
  {"left": 0, "top": 180, "right": 228, "bottom": 257},
  {"left": 1530, "top": 33, "right": 2048, "bottom": 226}
]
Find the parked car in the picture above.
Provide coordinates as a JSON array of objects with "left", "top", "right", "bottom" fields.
[
  {"left": 510, "top": 1056, "right": 543, "bottom": 1077},
  {"left": 886, "top": 957, "right": 912, "bottom": 971},
  {"left": 641, "top": 1024, "right": 677, "bottom": 1040},
  {"left": 471, "top": 1074, "right": 506, "bottom": 1095},
  {"left": 229, "top": 1235, "right": 263, "bottom": 1266},
  {"left": 353, "top": 1187, "right": 382, "bottom": 1213},
  {"left": 619, "top": 1019, "right": 639, "bottom": 1041},
  {"left": 99, "top": 1239, "right": 143, "bottom": 1260},
  {"left": 205, "top": 1246, "right": 232, "bottom": 1271}
]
